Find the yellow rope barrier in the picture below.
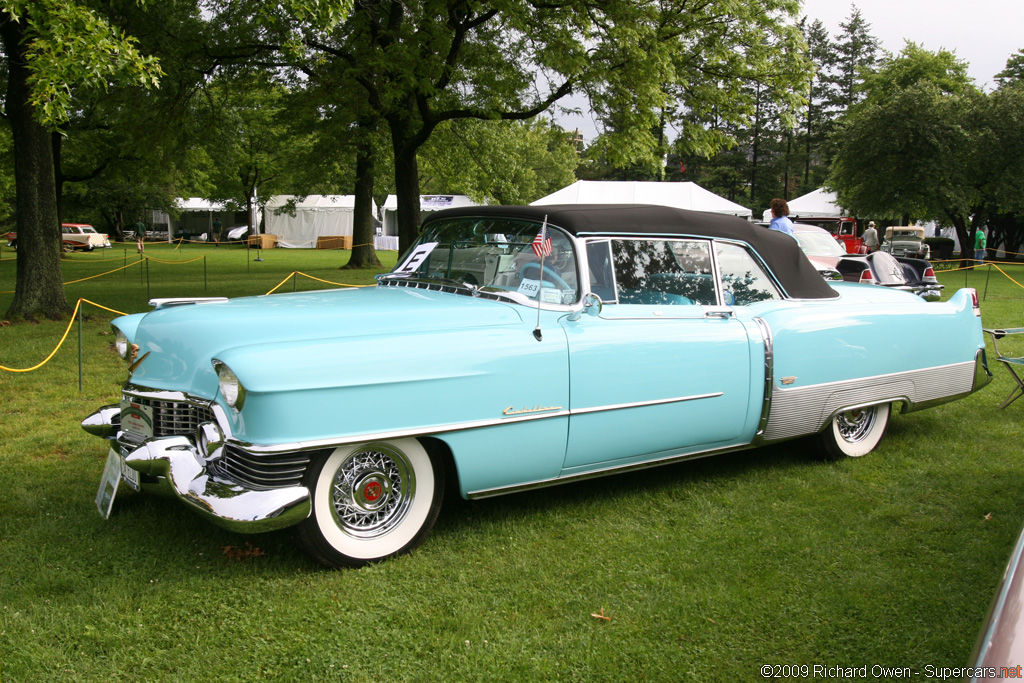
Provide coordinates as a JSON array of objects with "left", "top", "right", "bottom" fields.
[
  {"left": 0, "top": 259, "right": 142, "bottom": 294},
  {"left": 263, "top": 271, "right": 373, "bottom": 295},
  {"left": 81, "top": 298, "right": 128, "bottom": 317},
  {"left": 62, "top": 260, "right": 142, "bottom": 286},
  {"left": 990, "top": 264, "right": 1024, "bottom": 290},
  {"left": 61, "top": 252, "right": 134, "bottom": 262},
  {"left": 264, "top": 272, "right": 296, "bottom": 295},
  {"left": 144, "top": 255, "right": 206, "bottom": 265},
  {"left": 297, "top": 272, "right": 369, "bottom": 288},
  {"left": 0, "top": 298, "right": 128, "bottom": 373}
]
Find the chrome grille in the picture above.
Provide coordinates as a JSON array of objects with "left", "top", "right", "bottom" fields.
[
  {"left": 210, "top": 446, "right": 312, "bottom": 490},
  {"left": 125, "top": 395, "right": 216, "bottom": 437}
]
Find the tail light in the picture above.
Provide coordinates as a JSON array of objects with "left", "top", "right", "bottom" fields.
[
  {"left": 968, "top": 288, "right": 981, "bottom": 316},
  {"left": 923, "top": 267, "right": 936, "bottom": 278},
  {"left": 859, "top": 269, "right": 876, "bottom": 284}
]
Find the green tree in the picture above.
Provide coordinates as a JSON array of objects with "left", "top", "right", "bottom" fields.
[
  {"left": 976, "top": 70, "right": 1024, "bottom": 257},
  {"left": 829, "top": 45, "right": 981, "bottom": 254},
  {"left": 1, "top": 0, "right": 160, "bottom": 319},
  {"left": 796, "top": 17, "right": 837, "bottom": 192},
  {"left": 995, "top": 48, "right": 1024, "bottom": 88},
  {"left": 247, "top": 0, "right": 813, "bottom": 252},
  {"left": 829, "top": 5, "right": 879, "bottom": 111},
  {"left": 199, "top": 72, "right": 316, "bottom": 237},
  {"left": 420, "top": 118, "right": 579, "bottom": 205}
]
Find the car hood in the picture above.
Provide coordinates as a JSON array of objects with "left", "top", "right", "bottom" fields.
[{"left": 119, "top": 286, "right": 526, "bottom": 396}]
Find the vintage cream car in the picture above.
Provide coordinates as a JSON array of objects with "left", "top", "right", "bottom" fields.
[
  {"left": 82, "top": 205, "right": 991, "bottom": 568},
  {"left": 881, "top": 226, "right": 930, "bottom": 259}
]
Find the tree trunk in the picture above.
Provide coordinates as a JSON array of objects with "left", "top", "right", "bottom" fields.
[
  {"left": 2, "top": 13, "right": 71, "bottom": 320},
  {"left": 749, "top": 84, "right": 761, "bottom": 206},
  {"left": 346, "top": 133, "right": 382, "bottom": 269},
  {"left": 948, "top": 213, "right": 973, "bottom": 269},
  {"left": 392, "top": 125, "right": 422, "bottom": 255}
]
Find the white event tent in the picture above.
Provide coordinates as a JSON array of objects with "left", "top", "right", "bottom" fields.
[
  {"left": 159, "top": 198, "right": 230, "bottom": 241},
  {"left": 264, "top": 195, "right": 378, "bottom": 249},
  {"left": 762, "top": 188, "right": 844, "bottom": 222},
  {"left": 532, "top": 181, "right": 752, "bottom": 219}
]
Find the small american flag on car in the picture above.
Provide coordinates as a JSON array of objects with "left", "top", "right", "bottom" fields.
[{"left": 531, "top": 224, "right": 552, "bottom": 258}]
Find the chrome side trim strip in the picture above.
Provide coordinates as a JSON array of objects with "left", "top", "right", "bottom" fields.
[
  {"left": 467, "top": 441, "right": 752, "bottom": 500},
  {"left": 113, "top": 384, "right": 726, "bottom": 456},
  {"left": 752, "top": 316, "right": 774, "bottom": 444},
  {"left": 570, "top": 393, "right": 723, "bottom": 415},
  {"left": 240, "top": 391, "right": 726, "bottom": 454}
]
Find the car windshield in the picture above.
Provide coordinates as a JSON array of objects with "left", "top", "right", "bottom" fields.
[
  {"left": 793, "top": 230, "right": 846, "bottom": 257},
  {"left": 388, "top": 216, "right": 580, "bottom": 305}
]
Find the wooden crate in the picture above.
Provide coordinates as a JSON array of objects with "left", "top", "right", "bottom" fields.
[
  {"left": 316, "top": 235, "right": 353, "bottom": 250},
  {"left": 248, "top": 234, "right": 277, "bottom": 249}
]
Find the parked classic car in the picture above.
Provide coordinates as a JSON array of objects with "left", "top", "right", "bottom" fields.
[
  {"left": 61, "top": 223, "right": 111, "bottom": 251},
  {"left": 791, "top": 223, "right": 944, "bottom": 300},
  {"left": 7, "top": 223, "right": 111, "bottom": 251},
  {"left": 81, "top": 204, "right": 991, "bottom": 568},
  {"left": 882, "top": 226, "right": 930, "bottom": 259},
  {"left": 970, "top": 522, "right": 1024, "bottom": 679}
]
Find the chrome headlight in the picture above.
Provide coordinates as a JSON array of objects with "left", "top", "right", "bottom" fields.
[
  {"left": 114, "top": 328, "right": 130, "bottom": 360},
  {"left": 214, "top": 361, "right": 246, "bottom": 411}
]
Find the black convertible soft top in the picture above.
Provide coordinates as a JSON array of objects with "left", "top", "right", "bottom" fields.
[{"left": 423, "top": 203, "right": 838, "bottom": 300}]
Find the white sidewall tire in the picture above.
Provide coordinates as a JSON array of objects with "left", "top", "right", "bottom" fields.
[
  {"left": 300, "top": 438, "right": 441, "bottom": 567},
  {"left": 821, "top": 403, "right": 891, "bottom": 459}
]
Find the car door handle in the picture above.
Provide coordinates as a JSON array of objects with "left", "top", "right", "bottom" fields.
[{"left": 704, "top": 306, "right": 734, "bottom": 319}]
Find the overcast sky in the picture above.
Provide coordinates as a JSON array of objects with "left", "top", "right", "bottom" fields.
[
  {"left": 801, "top": 0, "right": 1024, "bottom": 89},
  {"left": 558, "top": 1, "right": 1024, "bottom": 140}
]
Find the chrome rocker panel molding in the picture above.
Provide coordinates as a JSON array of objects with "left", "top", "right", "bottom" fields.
[{"left": 762, "top": 354, "right": 990, "bottom": 443}]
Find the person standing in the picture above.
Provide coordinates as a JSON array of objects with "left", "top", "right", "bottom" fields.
[
  {"left": 768, "top": 198, "right": 795, "bottom": 236},
  {"left": 975, "top": 226, "right": 987, "bottom": 264},
  {"left": 863, "top": 221, "right": 879, "bottom": 252},
  {"left": 212, "top": 216, "right": 222, "bottom": 247}
]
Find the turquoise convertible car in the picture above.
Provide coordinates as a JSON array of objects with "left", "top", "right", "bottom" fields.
[{"left": 82, "top": 204, "right": 991, "bottom": 568}]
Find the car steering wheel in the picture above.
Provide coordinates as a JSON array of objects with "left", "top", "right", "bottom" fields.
[{"left": 519, "top": 262, "right": 571, "bottom": 292}]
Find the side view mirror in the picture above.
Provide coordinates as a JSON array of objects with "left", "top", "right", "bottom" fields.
[{"left": 568, "top": 293, "right": 602, "bottom": 321}]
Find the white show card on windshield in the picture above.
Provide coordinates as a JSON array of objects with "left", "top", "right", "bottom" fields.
[{"left": 395, "top": 242, "right": 438, "bottom": 274}]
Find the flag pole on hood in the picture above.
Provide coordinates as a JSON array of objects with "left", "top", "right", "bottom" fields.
[{"left": 531, "top": 216, "right": 551, "bottom": 341}]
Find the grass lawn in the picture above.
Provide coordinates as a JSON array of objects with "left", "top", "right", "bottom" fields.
[{"left": 1, "top": 243, "right": 1023, "bottom": 681}]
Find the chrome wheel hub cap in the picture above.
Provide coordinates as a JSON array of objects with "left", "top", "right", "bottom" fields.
[
  {"left": 836, "top": 407, "right": 876, "bottom": 443},
  {"left": 330, "top": 445, "right": 415, "bottom": 538}
]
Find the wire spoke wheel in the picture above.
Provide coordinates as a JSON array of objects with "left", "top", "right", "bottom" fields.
[
  {"left": 818, "top": 403, "right": 891, "bottom": 460},
  {"left": 298, "top": 438, "right": 443, "bottom": 568},
  {"left": 330, "top": 444, "right": 414, "bottom": 539}
]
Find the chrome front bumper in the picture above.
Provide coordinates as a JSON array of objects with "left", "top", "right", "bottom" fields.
[{"left": 82, "top": 404, "right": 310, "bottom": 533}]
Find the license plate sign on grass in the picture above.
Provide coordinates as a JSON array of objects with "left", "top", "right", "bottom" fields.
[{"left": 95, "top": 447, "right": 141, "bottom": 519}]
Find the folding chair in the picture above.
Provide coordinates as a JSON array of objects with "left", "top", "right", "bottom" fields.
[{"left": 984, "top": 328, "right": 1024, "bottom": 408}]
